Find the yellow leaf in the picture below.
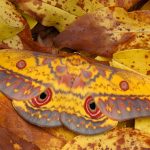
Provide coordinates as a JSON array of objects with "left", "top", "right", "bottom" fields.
[
  {"left": 23, "top": 14, "right": 37, "bottom": 29},
  {"left": 95, "top": 56, "right": 110, "bottom": 62},
  {"left": 62, "top": 128, "right": 150, "bottom": 149},
  {"left": 135, "top": 117, "right": 150, "bottom": 134},
  {"left": 128, "top": 10, "right": 150, "bottom": 24},
  {"left": 16, "top": 0, "right": 103, "bottom": 31},
  {"left": 100, "top": 0, "right": 140, "bottom": 10},
  {"left": 0, "top": 35, "right": 24, "bottom": 50},
  {"left": 41, "top": 0, "right": 103, "bottom": 16},
  {"left": 112, "top": 49, "right": 150, "bottom": 75},
  {"left": 0, "top": 0, "right": 25, "bottom": 40},
  {"left": 18, "top": 0, "right": 77, "bottom": 32},
  {"left": 45, "top": 127, "right": 77, "bottom": 143}
]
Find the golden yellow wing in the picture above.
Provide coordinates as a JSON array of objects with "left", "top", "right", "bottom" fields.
[
  {"left": 0, "top": 49, "right": 117, "bottom": 134},
  {"left": 0, "top": 49, "right": 150, "bottom": 135}
]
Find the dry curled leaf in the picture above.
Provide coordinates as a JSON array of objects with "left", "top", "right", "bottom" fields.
[
  {"left": 0, "top": 127, "right": 40, "bottom": 150},
  {"left": 54, "top": 7, "right": 150, "bottom": 57},
  {"left": 99, "top": 0, "right": 140, "bottom": 10},
  {"left": 0, "top": 23, "right": 52, "bottom": 53},
  {"left": 18, "top": 24, "right": 52, "bottom": 53},
  {"left": 128, "top": 10, "right": 150, "bottom": 24},
  {"left": 14, "top": 0, "right": 103, "bottom": 31},
  {"left": 141, "top": 0, "right": 150, "bottom": 10},
  {"left": 13, "top": 0, "right": 141, "bottom": 31},
  {"left": 62, "top": 128, "right": 150, "bottom": 150}
]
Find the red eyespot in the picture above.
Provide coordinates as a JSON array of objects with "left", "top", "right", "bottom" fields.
[
  {"left": 84, "top": 96, "right": 102, "bottom": 119},
  {"left": 31, "top": 88, "right": 52, "bottom": 107}
]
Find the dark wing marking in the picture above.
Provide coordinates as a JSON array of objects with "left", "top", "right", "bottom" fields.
[
  {"left": 0, "top": 69, "right": 43, "bottom": 100},
  {"left": 97, "top": 95, "right": 150, "bottom": 121}
]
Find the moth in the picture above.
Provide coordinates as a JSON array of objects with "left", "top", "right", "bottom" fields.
[{"left": 0, "top": 49, "right": 150, "bottom": 135}]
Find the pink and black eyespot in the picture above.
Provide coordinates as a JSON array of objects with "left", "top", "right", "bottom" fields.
[
  {"left": 16, "top": 60, "right": 27, "bottom": 69},
  {"left": 119, "top": 80, "right": 129, "bottom": 91},
  {"left": 60, "top": 96, "right": 111, "bottom": 135},
  {"left": 84, "top": 96, "right": 102, "bottom": 119},
  {"left": 13, "top": 88, "right": 62, "bottom": 128},
  {"left": 31, "top": 88, "right": 52, "bottom": 107}
]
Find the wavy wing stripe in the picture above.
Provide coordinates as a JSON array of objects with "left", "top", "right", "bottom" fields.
[
  {"left": 97, "top": 96, "right": 150, "bottom": 121},
  {"left": 0, "top": 69, "right": 41, "bottom": 100}
]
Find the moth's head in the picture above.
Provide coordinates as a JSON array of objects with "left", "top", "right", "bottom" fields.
[{"left": 12, "top": 89, "right": 118, "bottom": 135}]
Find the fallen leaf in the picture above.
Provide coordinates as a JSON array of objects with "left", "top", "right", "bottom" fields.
[
  {"left": 0, "top": 126, "right": 40, "bottom": 150},
  {"left": 18, "top": 24, "right": 52, "bottom": 53},
  {"left": 62, "top": 128, "right": 150, "bottom": 150},
  {"left": 135, "top": 117, "right": 150, "bottom": 134},
  {"left": 0, "top": 23, "right": 52, "bottom": 53},
  {"left": 11, "top": 0, "right": 141, "bottom": 33},
  {"left": 0, "top": 0, "right": 25, "bottom": 40},
  {"left": 23, "top": 13, "right": 37, "bottom": 29},
  {"left": 99, "top": 0, "right": 140, "bottom": 10},
  {"left": 44, "top": 127, "right": 77, "bottom": 142},
  {"left": 54, "top": 7, "right": 150, "bottom": 57},
  {"left": 112, "top": 49, "right": 150, "bottom": 75},
  {"left": 0, "top": 35, "right": 24, "bottom": 50},
  {"left": 128, "top": 9, "right": 150, "bottom": 24},
  {"left": 14, "top": 0, "right": 102, "bottom": 31},
  {"left": 141, "top": 0, "right": 150, "bottom": 10}
]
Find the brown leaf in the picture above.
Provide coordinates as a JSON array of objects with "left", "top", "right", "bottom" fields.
[
  {"left": 0, "top": 127, "right": 40, "bottom": 150},
  {"left": 54, "top": 7, "right": 150, "bottom": 57},
  {"left": 99, "top": 0, "right": 140, "bottom": 10},
  {"left": 0, "top": 93, "right": 66, "bottom": 150},
  {"left": 0, "top": 23, "right": 53, "bottom": 53},
  {"left": 128, "top": 10, "right": 150, "bottom": 24},
  {"left": 19, "top": 24, "right": 52, "bottom": 53}
]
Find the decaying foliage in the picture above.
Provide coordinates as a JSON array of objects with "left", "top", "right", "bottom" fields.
[
  {"left": 11, "top": 0, "right": 141, "bottom": 32},
  {"left": 0, "top": 127, "right": 40, "bottom": 150},
  {"left": 62, "top": 128, "right": 150, "bottom": 150},
  {"left": 54, "top": 7, "right": 150, "bottom": 57}
]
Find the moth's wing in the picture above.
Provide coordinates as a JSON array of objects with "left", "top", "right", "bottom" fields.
[
  {"left": 54, "top": 56, "right": 118, "bottom": 135},
  {"left": 0, "top": 49, "right": 65, "bottom": 127},
  {"left": 0, "top": 49, "right": 71, "bottom": 100},
  {"left": 60, "top": 96, "right": 118, "bottom": 135},
  {"left": 12, "top": 99, "right": 62, "bottom": 127},
  {"left": 0, "top": 49, "right": 53, "bottom": 100},
  {"left": 60, "top": 113, "right": 118, "bottom": 135},
  {"left": 91, "top": 63, "right": 150, "bottom": 121}
]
